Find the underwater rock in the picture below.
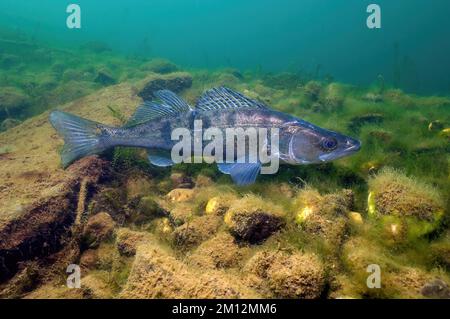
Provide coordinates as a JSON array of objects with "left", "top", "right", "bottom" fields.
[
  {"left": 347, "top": 212, "right": 364, "bottom": 225},
  {"left": 341, "top": 236, "right": 437, "bottom": 298},
  {"left": 0, "top": 262, "right": 40, "bottom": 298},
  {"left": 348, "top": 113, "right": 384, "bottom": 132},
  {"left": 81, "top": 272, "right": 114, "bottom": 299},
  {"left": 368, "top": 169, "right": 444, "bottom": 244},
  {"left": 170, "top": 172, "right": 194, "bottom": 189},
  {"left": 421, "top": 279, "right": 450, "bottom": 299},
  {"left": 0, "top": 118, "right": 22, "bottom": 131},
  {"left": 172, "top": 215, "right": 222, "bottom": 250},
  {"left": 167, "top": 188, "right": 195, "bottom": 203},
  {"left": 137, "top": 72, "right": 192, "bottom": 100},
  {"left": 82, "top": 212, "right": 116, "bottom": 248},
  {"left": 88, "top": 187, "right": 127, "bottom": 224},
  {"left": 439, "top": 128, "right": 450, "bottom": 139},
  {"left": 80, "top": 249, "right": 100, "bottom": 271},
  {"left": 132, "top": 196, "right": 166, "bottom": 224},
  {"left": 262, "top": 72, "right": 302, "bottom": 90},
  {"left": 0, "top": 53, "right": 20, "bottom": 68},
  {"left": 429, "top": 238, "right": 450, "bottom": 271},
  {"left": 116, "top": 228, "right": 153, "bottom": 257},
  {"left": 125, "top": 174, "right": 154, "bottom": 201},
  {"left": 141, "top": 58, "right": 179, "bottom": 74},
  {"left": 187, "top": 232, "right": 249, "bottom": 269},
  {"left": 94, "top": 69, "right": 116, "bottom": 86},
  {"left": 245, "top": 250, "right": 325, "bottom": 299},
  {"left": 168, "top": 203, "right": 195, "bottom": 226},
  {"left": 205, "top": 194, "right": 237, "bottom": 216},
  {"left": 153, "top": 217, "right": 174, "bottom": 236},
  {"left": 294, "top": 188, "right": 353, "bottom": 252},
  {"left": 61, "top": 69, "right": 84, "bottom": 82},
  {"left": 0, "top": 87, "right": 30, "bottom": 115},
  {"left": 368, "top": 168, "right": 443, "bottom": 221},
  {"left": 224, "top": 195, "right": 284, "bottom": 244},
  {"left": 81, "top": 41, "right": 112, "bottom": 53},
  {"left": 363, "top": 92, "right": 383, "bottom": 103},
  {"left": 320, "top": 83, "right": 345, "bottom": 110},
  {"left": 120, "top": 242, "right": 258, "bottom": 298},
  {"left": 303, "top": 81, "right": 322, "bottom": 101}
]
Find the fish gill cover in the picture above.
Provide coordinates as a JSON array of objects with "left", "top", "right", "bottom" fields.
[{"left": 0, "top": 0, "right": 449, "bottom": 301}]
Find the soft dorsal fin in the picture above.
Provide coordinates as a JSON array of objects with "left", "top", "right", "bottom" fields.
[
  {"left": 125, "top": 90, "right": 190, "bottom": 127},
  {"left": 196, "top": 87, "right": 268, "bottom": 111}
]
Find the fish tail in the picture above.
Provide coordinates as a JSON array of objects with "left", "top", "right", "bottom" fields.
[{"left": 49, "top": 111, "right": 112, "bottom": 168}]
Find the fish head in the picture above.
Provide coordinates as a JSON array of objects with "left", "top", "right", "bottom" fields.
[{"left": 281, "top": 121, "right": 361, "bottom": 164}]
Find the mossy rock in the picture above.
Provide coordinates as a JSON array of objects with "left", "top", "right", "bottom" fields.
[
  {"left": 224, "top": 195, "right": 285, "bottom": 244},
  {"left": 82, "top": 212, "right": 116, "bottom": 249},
  {"left": 187, "top": 232, "right": 249, "bottom": 269},
  {"left": 0, "top": 87, "right": 30, "bottom": 114},
  {"left": 141, "top": 58, "right": 179, "bottom": 74},
  {"left": 303, "top": 81, "right": 322, "bottom": 101},
  {"left": 131, "top": 196, "right": 166, "bottom": 225},
  {"left": 120, "top": 242, "right": 258, "bottom": 298},
  {"left": 245, "top": 250, "right": 325, "bottom": 299},
  {"left": 368, "top": 168, "right": 444, "bottom": 226},
  {"left": 137, "top": 72, "right": 192, "bottom": 101},
  {"left": 115, "top": 228, "right": 153, "bottom": 257},
  {"left": 172, "top": 215, "right": 222, "bottom": 250}
]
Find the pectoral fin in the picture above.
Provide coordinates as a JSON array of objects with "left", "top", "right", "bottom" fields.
[{"left": 217, "top": 162, "right": 261, "bottom": 186}]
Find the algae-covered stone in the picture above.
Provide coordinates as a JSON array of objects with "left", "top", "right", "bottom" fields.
[
  {"left": 121, "top": 242, "right": 258, "bottom": 298},
  {"left": 172, "top": 215, "right": 222, "bottom": 250},
  {"left": 82, "top": 212, "right": 116, "bottom": 248},
  {"left": 132, "top": 196, "right": 166, "bottom": 224},
  {"left": 170, "top": 172, "right": 194, "bottom": 189},
  {"left": 141, "top": 58, "right": 178, "bottom": 74},
  {"left": 421, "top": 279, "right": 450, "bottom": 299},
  {"left": 137, "top": 72, "right": 192, "bottom": 100},
  {"left": 303, "top": 81, "right": 322, "bottom": 101},
  {"left": 1, "top": 118, "right": 21, "bottom": 131},
  {"left": 81, "top": 272, "right": 114, "bottom": 299},
  {"left": 367, "top": 168, "right": 444, "bottom": 242},
  {"left": 187, "top": 232, "right": 249, "bottom": 269},
  {"left": 205, "top": 194, "right": 237, "bottom": 216},
  {"left": 167, "top": 188, "right": 195, "bottom": 203},
  {"left": 224, "top": 195, "right": 284, "bottom": 243},
  {"left": 168, "top": 202, "right": 195, "bottom": 226},
  {"left": 0, "top": 87, "right": 30, "bottom": 114},
  {"left": 293, "top": 189, "right": 352, "bottom": 247},
  {"left": 125, "top": 175, "right": 154, "bottom": 201},
  {"left": 368, "top": 168, "right": 443, "bottom": 220},
  {"left": 245, "top": 250, "right": 325, "bottom": 299},
  {"left": 116, "top": 228, "right": 153, "bottom": 257}
]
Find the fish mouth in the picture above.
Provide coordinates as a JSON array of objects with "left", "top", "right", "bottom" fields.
[{"left": 319, "top": 138, "right": 361, "bottom": 162}]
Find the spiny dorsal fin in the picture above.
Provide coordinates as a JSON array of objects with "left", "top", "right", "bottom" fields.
[
  {"left": 154, "top": 90, "right": 192, "bottom": 112},
  {"left": 125, "top": 90, "right": 190, "bottom": 127},
  {"left": 196, "top": 87, "right": 268, "bottom": 111}
]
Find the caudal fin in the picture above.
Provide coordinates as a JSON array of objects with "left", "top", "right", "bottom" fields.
[{"left": 49, "top": 111, "right": 110, "bottom": 168}]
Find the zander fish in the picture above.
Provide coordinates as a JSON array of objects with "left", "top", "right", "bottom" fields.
[{"left": 49, "top": 87, "right": 361, "bottom": 185}]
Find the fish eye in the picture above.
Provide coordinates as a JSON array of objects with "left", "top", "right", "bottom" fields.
[{"left": 321, "top": 137, "right": 338, "bottom": 151}]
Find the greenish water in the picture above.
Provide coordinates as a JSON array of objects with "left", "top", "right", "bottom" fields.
[
  {"left": 0, "top": 1, "right": 449, "bottom": 300},
  {"left": 1, "top": 0, "right": 450, "bottom": 94}
]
